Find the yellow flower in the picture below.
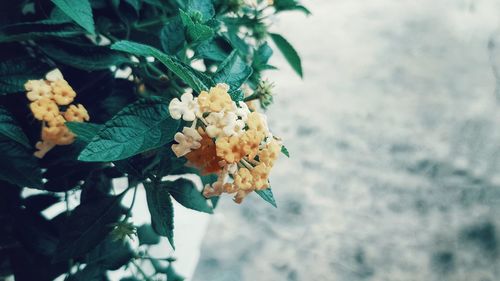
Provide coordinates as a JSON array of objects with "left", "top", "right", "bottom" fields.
[
  {"left": 215, "top": 135, "right": 244, "bottom": 163},
  {"left": 51, "top": 79, "right": 76, "bottom": 105},
  {"left": 233, "top": 189, "right": 252, "bottom": 204},
  {"left": 64, "top": 104, "right": 90, "bottom": 122},
  {"left": 25, "top": 80, "right": 53, "bottom": 101},
  {"left": 42, "top": 124, "right": 75, "bottom": 145},
  {"left": 251, "top": 163, "right": 270, "bottom": 190},
  {"left": 30, "top": 98, "right": 60, "bottom": 121},
  {"left": 247, "top": 112, "right": 268, "bottom": 136},
  {"left": 34, "top": 140, "right": 56, "bottom": 159},
  {"left": 258, "top": 139, "right": 281, "bottom": 167},
  {"left": 198, "top": 83, "right": 233, "bottom": 113},
  {"left": 241, "top": 129, "right": 263, "bottom": 160},
  {"left": 234, "top": 168, "right": 253, "bottom": 191}
]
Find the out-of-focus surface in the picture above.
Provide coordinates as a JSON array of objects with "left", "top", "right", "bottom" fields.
[{"left": 192, "top": 1, "right": 500, "bottom": 280}]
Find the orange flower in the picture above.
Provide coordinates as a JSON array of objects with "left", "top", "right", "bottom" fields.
[
  {"left": 241, "top": 129, "right": 263, "bottom": 160},
  {"left": 197, "top": 84, "right": 233, "bottom": 113},
  {"left": 215, "top": 135, "right": 245, "bottom": 163},
  {"left": 185, "top": 128, "right": 222, "bottom": 174},
  {"left": 251, "top": 163, "right": 271, "bottom": 190},
  {"left": 64, "top": 104, "right": 90, "bottom": 122},
  {"left": 234, "top": 168, "right": 253, "bottom": 191},
  {"left": 30, "top": 98, "right": 60, "bottom": 121},
  {"left": 258, "top": 139, "right": 281, "bottom": 167},
  {"left": 51, "top": 79, "right": 76, "bottom": 105}
]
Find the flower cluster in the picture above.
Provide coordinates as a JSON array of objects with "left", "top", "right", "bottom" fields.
[
  {"left": 25, "top": 69, "right": 90, "bottom": 158},
  {"left": 169, "top": 83, "right": 281, "bottom": 203}
]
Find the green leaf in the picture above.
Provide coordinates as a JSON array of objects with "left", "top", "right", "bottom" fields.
[
  {"left": 87, "top": 238, "right": 134, "bottom": 270},
  {"left": 0, "top": 106, "right": 30, "bottom": 148},
  {"left": 253, "top": 42, "right": 273, "bottom": 68},
  {"left": 195, "top": 39, "right": 229, "bottom": 61},
  {"left": 163, "top": 178, "right": 213, "bottom": 214},
  {"left": 0, "top": 137, "right": 42, "bottom": 188},
  {"left": 23, "top": 194, "right": 60, "bottom": 212},
  {"left": 179, "top": 10, "right": 214, "bottom": 43},
  {"left": 66, "top": 122, "right": 103, "bottom": 144},
  {"left": 0, "top": 20, "right": 84, "bottom": 42},
  {"left": 281, "top": 145, "right": 290, "bottom": 158},
  {"left": 111, "top": 40, "right": 214, "bottom": 93},
  {"left": 137, "top": 224, "right": 161, "bottom": 245},
  {"left": 78, "top": 97, "right": 180, "bottom": 162},
  {"left": 255, "top": 188, "right": 277, "bottom": 208},
  {"left": 0, "top": 57, "right": 49, "bottom": 94},
  {"left": 187, "top": 0, "right": 214, "bottom": 21},
  {"left": 53, "top": 194, "right": 126, "bottom": 262},
  {"left": 51, "top": 0, "right": 96, "bottom": 34},
  {"left": 273, "top": 0, "right": 311, "bottom": 15},
  {"left": 160, "top": 16, "right": 185, "bottom": 55},
  {"left": 214, "top": 50, "right": 252, "bottom": 93},
  {"left": 269, "top": 33, "right": 303, "bottom": 78},
  {"left": 38, "top": 39, "right": 128, "bottom": 71},
  {"left": 144, "top": 182, "right": 175, "bottom": 249},
  {"left": 224, "top": 29, "right": 249, "bottom": 55}
]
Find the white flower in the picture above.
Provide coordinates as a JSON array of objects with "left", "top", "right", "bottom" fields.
[
  {"left": 232, "top": 101, "right": 251, "bottom": 122},
  {"left": 25, "top": 80, "right": 52, "bottom": 101},
  {"left": 205, "top": 111, "right": 225, "bottom": 138},
  {"left": 45, "top": 69, "right": 64, "bottom": 82},
  {"left": 222, "top": 112, "right": 245, "bottom": 136},
  {"left": 168, "top": 93, "right": 199, "bottom": 121},
  {"left": 171, "top": 127, "right": 202, "bottom": 157},
  {"left": 206, "top": 112, "right": 245, "bottom": 138}
]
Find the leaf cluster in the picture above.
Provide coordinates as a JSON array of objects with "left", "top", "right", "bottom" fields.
[{"left": 0, "top": 0, "right": 306, "bottom": 279}]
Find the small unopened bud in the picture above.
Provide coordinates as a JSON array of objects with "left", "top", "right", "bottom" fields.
[
  {"left": 256, "top": 80, "right": 275, "bottom": 109},
  {"left": 110, "top": 221, "right": 137, "bottom": 242}
]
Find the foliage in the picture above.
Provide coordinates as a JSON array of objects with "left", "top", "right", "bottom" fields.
[{"left": 0, "top": 0, "right": 306, "bottom": 280}]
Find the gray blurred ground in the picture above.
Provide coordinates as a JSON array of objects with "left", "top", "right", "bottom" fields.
[{"left": 192, "top": 1, "right": 500, "bottom": 280}]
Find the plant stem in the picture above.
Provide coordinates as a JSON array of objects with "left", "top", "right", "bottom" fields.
[
  {"left": 131, "top": 260, "right": 153, "bottom": 281},
  {"left": 125, "top": 185, "right": 138, "bottom": 220}
]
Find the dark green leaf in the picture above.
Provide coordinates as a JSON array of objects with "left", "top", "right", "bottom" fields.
[
  {"left": 144, "top": 182, "right": 175, "bottom": 249},
  {"left": 87, "top": 238, "right": 134, "bottom": 270},
  {"left": 53, "top": 194, "right": 126, "bottom": 262},
  {"left": 23, "top": 194, "right": 60, "bottom": 212},
  {"left": 253, "top": 42, "right": 273, "bottom": 68},
  {"left": 179, "top": 9, "right": 214, "bottom": 43},
  {"left": 187, "top": 0, "right": 214, "bottom": 21},
  {"left": 214, "top": 50, "right": 252, "bottom": 93},
  {"left": 224, "top": 29, "right": 249, "bottom": 55},
  {"left": 163, "top": 178, "right": 213, "bottom": 214},
  {"left": 255, "top": 188, "right": 277, "bottom": 208},
  {"left": 160, "top": 16, "right": 186, "bottom": 55},
  {"left": 0, "top": 20, "right": 84, "bottom": 42},
  {"left": 137, "top": 224, "right": 161, "bottom": 245},
  {"left": 78, "top": 97, "right": 180, "bottom": 162},
  {"left": 273, "top": 0, "right": 311, "bottom": 15},
  {"left": 66, "top": 122, "right": 103, "bottom": 144},
  {"left": 0, "top": 57, "right": 49, "bottom": 94},
  {"left": 111, "top": 40, "right": 214, "bottom": 93},
  {"left": 52, "top": 0, "right": 96, "bottom": 34},
  {"left": 269, "top": 33, "right": 303, "bottom": 78},
  {"left": 0, "top": 106, "right": 30, "bottom": 148},
  {"left": 195, "top": 39, "right": 229, "bottom": 61},
  {"left": 0, "top": 136, "right": 42, "bottom": 188},
  {"left": 38, "top": 40, "right": 128, "bottom": 71},
  {"left": 281, "top": 145, "right": 290, "bottom": 158},
  {"left": 67, "top": 265, "right": 102, "bottom": 281},
  {"left": 165, "top": 264, "right": 185, "bottom": 281}
]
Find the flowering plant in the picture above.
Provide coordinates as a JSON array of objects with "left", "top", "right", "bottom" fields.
[{"left": 0, "top": 0, "right": 306, "bottom": 280}]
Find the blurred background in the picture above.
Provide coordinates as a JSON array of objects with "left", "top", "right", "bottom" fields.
[{"left": 188, "top": 0, "right": 500, "bottom": 280}]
